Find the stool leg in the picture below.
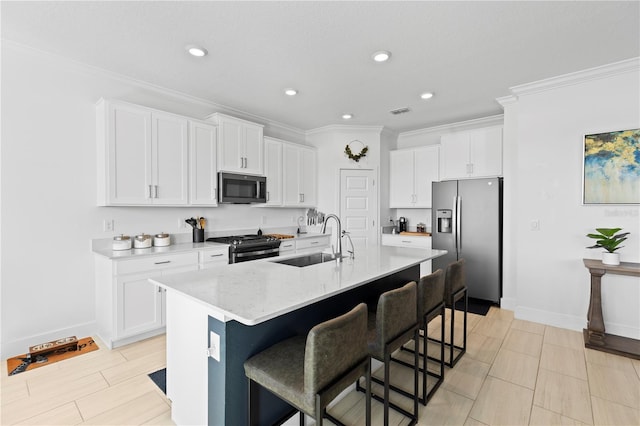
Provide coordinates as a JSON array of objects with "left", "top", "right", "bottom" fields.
[
  {"left": 440, "top": 305, "right": 445, "bottom": 378},
  {"left": 422, "top": 319, "right": 427, "bottom": 405},
  {"left": 366, "top": 359, "right": 371, "bottom": 426},
  {"left": 300, "top": 411, "right": 305, "bottom": 426},
  {"left": 449, "top": 303, "right": 455, "bottom": 367},
  {"left": 384, "top": 352, "right": 390, "bottom": 426},
  {"left": 315, "top": 396, "right": 322, "bottom": 426},
  {"left": 413, "top": 329, "right": 419, "bottom": 420},
  {"left": 247, "top": 378, "right": 256, "bottom": 426}
]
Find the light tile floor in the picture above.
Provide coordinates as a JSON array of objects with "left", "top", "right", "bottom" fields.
[{"left": 1, "top": 307, "right": 638, "bottom": 425}]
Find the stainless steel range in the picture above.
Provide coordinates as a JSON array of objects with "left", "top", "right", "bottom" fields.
[{"left": 206, "top": 234, "right": 281, "bottom": 263}]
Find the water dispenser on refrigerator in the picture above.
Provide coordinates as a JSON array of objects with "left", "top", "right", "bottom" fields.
[{"left": 436, "top": 209, "right": 452, "bottom": 233}]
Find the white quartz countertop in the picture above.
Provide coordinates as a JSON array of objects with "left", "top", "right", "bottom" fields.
[
  {"left": 150, "top": 245, "right": 447, "bottom": 326},
  {"left": 92, "top": 232, "right": 329, "bottom": 259},
  {"left": 92, "top": 241, "right": 229, "bottom": 259}
]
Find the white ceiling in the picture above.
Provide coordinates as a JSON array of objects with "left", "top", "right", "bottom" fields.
[{"left": 2, "top": 1, "right": 639, "bottom": 132}]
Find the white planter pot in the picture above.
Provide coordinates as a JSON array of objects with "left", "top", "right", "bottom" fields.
[{"left": 602, "top": 252, "right": 620, "bottom": 266}]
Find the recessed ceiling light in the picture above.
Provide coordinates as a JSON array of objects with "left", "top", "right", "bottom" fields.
[
  {"left": 342, "top": 114, "right": 353, "bottom": 120},
  {"left": 284, "top": 88, "right": 298, "bottom": 96},
  {"left": 372, "top": 50, "right": 391, "bottom": 62},
  {"left": 420, "top": 92, "right": 434, "bottom": 100},
  {"left": 186, "top": 45, "right": 208, "bottom": 57}
]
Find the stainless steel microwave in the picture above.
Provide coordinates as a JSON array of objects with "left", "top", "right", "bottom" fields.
[{"left": 218, "top": 172, "right": 267, "bottom": 204}]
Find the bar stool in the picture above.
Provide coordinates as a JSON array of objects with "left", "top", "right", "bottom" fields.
[
  {"left": 358, "top": 281, "right": 419, "bottom": 426},
  {"left": 394, "top": 269, "right": 446, "bottom": 405},
  {"left": 443, "top": 258, "right": 467, "bottom": 367},
  {"left": 244, "top": 303, "right": 371, "bottom": 426}
]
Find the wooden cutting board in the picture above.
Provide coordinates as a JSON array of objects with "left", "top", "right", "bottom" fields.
[
  {"left": 265, "top": 234, "right": 295, "bottom": 239},
  {"left": 399, "top": 231, "right": 431, "bottom": 236}
]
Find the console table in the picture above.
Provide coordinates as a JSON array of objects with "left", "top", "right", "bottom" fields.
[{"left": 583, "top": 259, "right": 640, "bottom": 360}]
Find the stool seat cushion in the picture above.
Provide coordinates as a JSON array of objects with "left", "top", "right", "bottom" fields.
[
  {"left": 444, "top": 259, "right": 466, "bottom": 306},
  {"left": 418, "top": 269, "right": 445, "bottom": 322},
  {"left": 244, "top": 336, "right": 313, "bottom": 413},
  {"left": 244, "top": 303, "right": 369, "bottom": 418},
  {"left": 367, "top": 282, "right": 417, "bottom": 360}
]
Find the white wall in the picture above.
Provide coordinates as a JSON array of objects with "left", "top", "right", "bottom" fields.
[
  {"left": 306, "top": 125, "right": 383, "bottom": 215},
  {"left": 0, "top": 42, "right": 305, "bottom": 357},
  {"left": 503, "top": 59, "right": 640, "bottom": 337}
]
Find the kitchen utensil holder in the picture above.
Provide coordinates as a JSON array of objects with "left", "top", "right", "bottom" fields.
[{"left": 193, "top": 228, "right": 204, "bottom": 243}]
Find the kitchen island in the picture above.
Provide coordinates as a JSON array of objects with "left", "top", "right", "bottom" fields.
[{"left": 151, "top": 245, "right": 446, "bottom": 425}]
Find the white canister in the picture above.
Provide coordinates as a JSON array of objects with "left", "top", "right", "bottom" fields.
[
  {"left": 112, "top": 235, "right": 132, "bottom": 251},
  {"left": 153, "top": 233, "right": 171, "bottom": 247},
  {"left": 134, "top": 233, "right": 152, "bottom": 249}
]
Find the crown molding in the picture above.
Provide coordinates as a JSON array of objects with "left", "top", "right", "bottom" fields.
[
  {"left": 509, "top": 57, "right": 640, "bottom": 97},
  {"left": 398, "top": 114, "right": 504, "bottom": 138},
  {"left": 496, "top": 95, "right": 518, "bottom": 107},
  {"left": 305, "top": 124, "right": 385, "bottom": 136},
  {"left": 3, "top": 39, "right": 307, "bottom": 138}
]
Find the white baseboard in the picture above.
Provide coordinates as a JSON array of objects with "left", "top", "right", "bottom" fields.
[
  {"left": 514, "top": 305, "right": 640, "bottom": 339},
  {"left": 500, "top": 297, "right": 517, "bottom": 311},
  {"left": 1, "top": 321, "right": 97, "bottom": 360},
  {"left": 514, "top": 306, "right": 586, "bottom": 332}
]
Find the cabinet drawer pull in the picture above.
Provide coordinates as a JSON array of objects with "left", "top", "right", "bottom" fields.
[
  {"left": 310, "top": 241, "right": 319, "bottom": 245},
  {"left": 209, "top": 254, "right": 224, "bottom": 257},
  {"left": 154, "top": 260, "right": 171, "bottom": 265},
  {"left": 401, "top": 240, "right": 412, "bottom": 244}
]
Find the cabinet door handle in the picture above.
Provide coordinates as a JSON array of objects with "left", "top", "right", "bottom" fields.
[
  {"left": 148, "top": 185, "right": 153, "bottom": 199},
  {"left": 266, "top": 191, "right": 270, "bottom": 202},
  {"left": 154, "top": 260, "right": 171, "bottom": 265},
  {"left": 213, "top": 187, "right": 217, "bottom": 200},
  {"left": 154, "top": 185, "right": 158, "bottom": 198}
]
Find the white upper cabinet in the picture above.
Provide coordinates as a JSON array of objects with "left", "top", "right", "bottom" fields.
[
  {"left": 263, "top": 137, "right": 283, "bottom": 206},
  {"left": 189, "top": 120, "right": 218, "bottom": 206},
  {"left": 389, "top": 145, "right": 439, "bottom": 208},
  {"left": 97, "top": 99, "right": 188, "bottom": 206},
  {"left": 283, "top": 143, "right": 317, "bottom": 207},
  {"left": 210, "top": 113, "right": 264, "bottom": 175},
  {"left": 440, "top": 126, "right": 503, "bottom": 180}
]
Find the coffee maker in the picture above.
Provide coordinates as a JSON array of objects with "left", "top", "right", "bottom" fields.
[{"left": 398, "top": 217, "right": 407, "bottom": 233}]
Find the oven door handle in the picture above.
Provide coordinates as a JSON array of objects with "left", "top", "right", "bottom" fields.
[{"left": 234, "top": 248, "right": 280, "bottom": 258}]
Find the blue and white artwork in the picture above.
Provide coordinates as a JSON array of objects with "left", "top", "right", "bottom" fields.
[{"left": 583, "top": 128, "right": 640, "bottom": 204}]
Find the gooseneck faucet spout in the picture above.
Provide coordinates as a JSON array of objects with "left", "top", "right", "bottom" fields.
[{"left": 321, "top": 214, "right": 342, "bottom": 262}]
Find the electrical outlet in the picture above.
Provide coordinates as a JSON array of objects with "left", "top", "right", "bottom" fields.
[
  {"left": 178, "top": 218, "right": 188, "bottom": 229},
  {"left": 208, "top": 331, "right": 220, "bottom": 361},
  {"left": 103, "top": 219, "right": 114, "bottom": 232}
]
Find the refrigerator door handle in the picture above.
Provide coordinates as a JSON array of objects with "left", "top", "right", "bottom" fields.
[
  {"left": 452, "top": 195, "right": 458, "bottom": 252},
  {"left": 456, "top": 195, "right": 462, "bottom": 251}
]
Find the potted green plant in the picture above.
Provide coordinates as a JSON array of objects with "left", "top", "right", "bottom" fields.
[{"left": 586, "top": 227, "right": 629, "bottom": 265}]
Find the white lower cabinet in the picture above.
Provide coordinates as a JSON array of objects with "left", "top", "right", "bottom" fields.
[
  {"left": 381, "top": 234, "right": 432, "bottom": 276},
  {"left": 278, "top": 239, "right": 296, "bottom": 255},
  {"left": 295, "top": 235, "right": 331, "bottom": 254},
  {"left": 198, "top": 246, "right": 229, "bottom": 269},
  {"left": 95, "top": 252, "right": 199, "bottom": 348}
]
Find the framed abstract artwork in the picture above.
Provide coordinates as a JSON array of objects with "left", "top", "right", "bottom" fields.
[{"left": 583, "top": 128, "right": 640, "bottom": 204}]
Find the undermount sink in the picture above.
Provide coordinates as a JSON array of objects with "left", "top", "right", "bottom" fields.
[{"left": 272, "top": 252, "right": 342, "bottom": 267}]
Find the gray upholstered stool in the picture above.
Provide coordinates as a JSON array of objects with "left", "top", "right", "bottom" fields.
[
  {"left": 443, "top": 258, "right": 467, "bottom": 367},
  {"left": 358, "top": 281, "right": 419, "bottom": 426},
  {"left": 395, "top": 268, "right": 446, "bottom": 405},
  {"left": 244, "top": 303, "right": 371, "bottom": 426}
]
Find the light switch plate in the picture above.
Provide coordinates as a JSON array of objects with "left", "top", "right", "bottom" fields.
[{"left": 208, "top": 331, "right": 220, "bottom": 361}]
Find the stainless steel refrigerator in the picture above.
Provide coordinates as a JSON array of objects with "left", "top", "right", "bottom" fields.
[{"left": 431, "top": 177, "right": 502, "bottom": 303}]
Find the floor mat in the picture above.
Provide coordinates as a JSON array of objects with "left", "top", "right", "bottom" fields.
[
  {"left": 6, "top": 336, "right": 99, "bottom": 376},
  {"left": 455, "top": 297, "right": 494, "bottom": 316},
  {"left": 149, "top": 368, "right": 166, "bottom": 394}
]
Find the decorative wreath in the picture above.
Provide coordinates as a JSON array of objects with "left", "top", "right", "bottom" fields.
[{"left": 344, "top": 141, "right": 369, "bottom": 162}]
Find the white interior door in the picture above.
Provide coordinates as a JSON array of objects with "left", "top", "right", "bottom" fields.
[{"left": 340, "top": 169, "right": 378, "bottom": 250}]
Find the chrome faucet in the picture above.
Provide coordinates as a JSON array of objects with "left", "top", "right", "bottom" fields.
[
  {"left": 342, "top": 230, "right": 355, "bottom": 259},
  {"left": 321, "top": 214, "right": 343, "bottom": 262}
]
